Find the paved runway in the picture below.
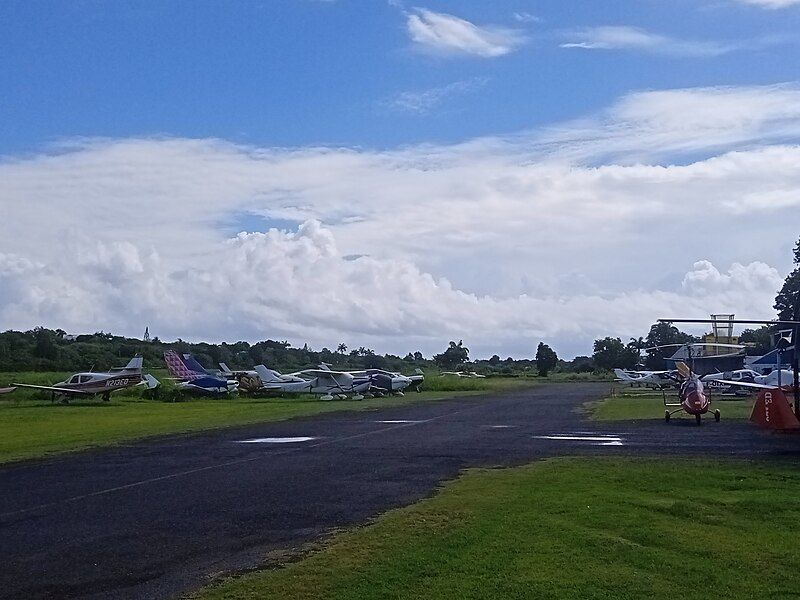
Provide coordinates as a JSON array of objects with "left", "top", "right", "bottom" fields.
[{"left": 1, "top": 383, "right": 798, "bottom": 599}]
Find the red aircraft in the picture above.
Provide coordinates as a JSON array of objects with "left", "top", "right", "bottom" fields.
[{"left": 664, "top": 361, "right": 721, "bottom": 425}]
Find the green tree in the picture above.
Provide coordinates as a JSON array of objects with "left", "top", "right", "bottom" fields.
[
  {"left": 775, "top": 236, "right": 800, "bottom": 321},
  {"left": 535, "top": 342, "right": 558, "bottom": 377},
  {"left": 33, "top": 327, "right": 58, "bottom": 360},
  {"left": 488, "top": 354, "right": 501, "bottom": 367},
  {"left": 433, "top": 340, "right": 469, "bottom": 370},
  {"left": 592, "top": 337, "right": 638, "bottom": 371},
  {"left": 643, "top": 322, "right": 695, "bottom": 370},
  {"left": 739, "top": 326, "right": 773, "bottom": 356}
]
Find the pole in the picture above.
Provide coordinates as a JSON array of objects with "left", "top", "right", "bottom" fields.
[{"left": 793, "top": 296, "right": 800, "bottom": 417}]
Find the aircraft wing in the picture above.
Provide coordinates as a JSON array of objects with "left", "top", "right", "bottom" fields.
[
  {"left": 12, "top": 383, "right": 94, "bottom": 395},
  {"left": 713, "top": 379, "right": 784, "bottom": 391},
  {"left": 298, "top": 369, "right": 350, "bottom": 377},
  {"left": 0, "top": 387, "right": 16, "bottom": 394}
]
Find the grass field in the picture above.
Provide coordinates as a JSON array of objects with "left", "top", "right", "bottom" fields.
[
  {"left": 586, "top": 388, "right": 755, "bottom": 421},
  {"left": 0, "top": 372, "right": 535, "bottom": 464},
  {"left": 197, "top": 457, "right": 800, "bottom": 600}
]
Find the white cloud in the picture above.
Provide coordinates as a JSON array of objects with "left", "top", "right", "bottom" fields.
[
  {"left": 513, "top": 11, "right": 540, "bottom": 23},
  {"left": 561, "top": 26, "right": 737, "bottom": 57},
  {"left": 737, "top": 0, "right": 800, "bottom": 7},
  {"left": 385, "top": 78, "right": 487, "bottom": 114},
  {"left": 406, "top": 8, "right": 526, "bottom": 57},
  {"left": 1, "top": 84, "right": 800, "bottom": 357}
]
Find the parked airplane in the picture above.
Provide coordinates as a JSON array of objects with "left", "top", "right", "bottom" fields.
[
  {"left": 163, "top": 351, "right": 237, "bottom": 395},
  {"left": 664, "top": 362, "right": 720, "bottom": 425},
  {"left": 253, "top": 364, "right": 370, "bottom": 400},
  {"left": 218, "top": 363, "right": 263, "bottom": 393},
  {"left": 13, "top": 357, "right": 158, "bottom": 402},
  {"left": 700, "top": 369, "right": 761, "bottom": 395},
  {"left": 316, "top": 364, "right": 424, "bottom": 396},
  {"left": 440, "top": 371, "right": 486, "bottom": 378},
  {"left": 613, "top": 369, "right": 679, "bottom": 389}
]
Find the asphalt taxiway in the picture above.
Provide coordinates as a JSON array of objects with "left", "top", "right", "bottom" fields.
[{"left": 1, "top": 382, "right": 797, "bottom": 599}]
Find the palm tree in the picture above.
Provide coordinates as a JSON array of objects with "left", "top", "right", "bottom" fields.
[{"left": 337, "top": 343, "right": 347, "bottom": 354}]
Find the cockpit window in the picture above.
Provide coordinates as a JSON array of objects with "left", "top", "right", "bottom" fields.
[
  {"left": 69, "top": 375, "right": 81, "bottom": 384},
  {"left": 79, "top": 375, "right": 92, "bottom": 384}
]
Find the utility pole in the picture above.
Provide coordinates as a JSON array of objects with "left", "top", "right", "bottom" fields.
[{"left": 793, "top": 296, "right": 800, "bottom": 417}]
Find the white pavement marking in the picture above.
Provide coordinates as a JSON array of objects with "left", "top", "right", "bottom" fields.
[
  {"left": 375, "top": 420, "right": 422, "bottom": 424},
  {"left": 487, "top": 425, "right": 517, "bottom": 429},
  {"left": 236, "top": 437, "right": 317, "bottom": 444},
  {"left": 534, "top": 434, "right": 625, "bottom": 446}
]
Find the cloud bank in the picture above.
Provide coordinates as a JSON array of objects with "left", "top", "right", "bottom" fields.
[{"left": 2, "top": 84, "right": 799, "bottom": 357}]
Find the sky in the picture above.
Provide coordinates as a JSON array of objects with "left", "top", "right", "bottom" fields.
[{"left": 1, "top": 0, "right": 800, "bottom": 359}]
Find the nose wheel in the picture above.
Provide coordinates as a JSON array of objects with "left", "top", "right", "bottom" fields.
[
  {"left": 714, "top": 409, "right": 721, "bottom": 422},
  {"left": 664, "top": 410, "right": 670, "bottom": 422}
]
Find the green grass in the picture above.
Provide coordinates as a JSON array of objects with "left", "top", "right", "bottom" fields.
[
  {"left": 586, "top": 390, "right": 755, "bottom": 421},
  {"left": 0, "top": 372, "right": 535, "bottom": 464},
  {"left": 197, "top": 457, "right": 800, "bottom": 600}
]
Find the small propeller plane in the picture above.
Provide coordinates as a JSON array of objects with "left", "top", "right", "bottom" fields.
[
  {"left": 252, "top": 364, "right": 371, "bottom": 400},
  {"left": 614, "top": 368, "right": 679, "bottom": 389},
  {"left": 316, "top": 364, "right": 425, "bottom": 396},
  {"left": 163, "top": 351, "right": 238, "bottom": 395},
  {"left": 12, "top": 356, "right": 159, "bottom": 403},
  {"left": 664, "top": 361, "right": 720, "bottom": 425}
]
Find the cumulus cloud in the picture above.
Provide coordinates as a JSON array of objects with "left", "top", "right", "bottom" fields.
[
  {"left": 2, "top": 84, "right": 800, "bottom": 357},
  {"left": 561, "top": 26, "right": 737, "bottom": 57},
  {"left": 406, "top": 8, "right": 526, "bottom": 57},
  {"left": 384, "top": 78, "right": 488, "bottom": 114}
]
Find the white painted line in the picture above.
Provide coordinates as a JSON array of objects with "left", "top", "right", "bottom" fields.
[
  {"left": 236, "top": 437, "right": 317, "bottom": 444},
  {"left": 534, "top": 434, "right": 625, "bottom": 446},
  {"left": 487, "top": 425, "right": 517, "bottom": 429},
  {"left": 375, "top": 420, "right": 422, "bottom": 424},
  {"left": 535, "top": 435, "right": 623, "bottom": 442}
]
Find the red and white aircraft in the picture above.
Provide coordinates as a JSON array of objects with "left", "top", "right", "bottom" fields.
[
  {"left": 13, "top": 356, "right": 158, "bottom": 402},
  {"left": 664, "top": 361, "right": 720, "bottom": 425}
]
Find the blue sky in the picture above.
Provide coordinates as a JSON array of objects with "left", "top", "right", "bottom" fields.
[
  {"left": 2, "top": 0, "right": 800, "bottom": 357},
  {"left": 2, "top": 0, "right": 798, "bottom": 154}
]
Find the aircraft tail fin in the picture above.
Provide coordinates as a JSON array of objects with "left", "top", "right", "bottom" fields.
[
  {"left": 254, "top": 364, "right": 283, "bottom": 384},
  {"left": 164, "top": 351, "right": 199, "bottom": 380},
  {"left": 676, "top": 362, "right": 692, "bottom": 379},
  {"left": 219, "top": 362, "right": 232, "bottom": 375},
  {"left": 182, "top": 354, "right": 210, "bottom": 375},
  {"left": 122, "top": 356, "right": 143, "bottom": 372},
  {"left": 614, "top": 369, "right": 633, "bottom": 381}
]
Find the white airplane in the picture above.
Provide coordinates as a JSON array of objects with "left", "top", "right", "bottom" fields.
[
  {"left": 317, "top": 364, "right": 424, "bottom": 396},
  {"left": 440, "top": 371, "right": 486, "bottom": 378},
  {"left": 253, "top": 365, "right": 371, "bottom": 400},
  {"left": 613, "top": 369, "right": 678, "bottom": 389},
  {"left": 13, "top": 357, "right": 159, "bottom": 402},
  {"left": 700, "top": 369, "right": 762, "bottom": 394}
]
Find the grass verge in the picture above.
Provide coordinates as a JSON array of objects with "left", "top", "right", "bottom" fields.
[
  {"left": 0, "top": 374, "right": 534, "bottom": 464},
  {"left": 196, "top": 457, "right": 800, "bottom": 600}
]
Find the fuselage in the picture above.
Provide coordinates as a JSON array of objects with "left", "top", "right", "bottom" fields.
[
  {"left": 54, "top": 371, "right": 142, "bottom": 394},
  {"left": 680, "top": 377, "right": 709, "bottom": 415}
]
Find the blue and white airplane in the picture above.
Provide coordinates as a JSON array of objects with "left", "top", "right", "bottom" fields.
[{"left": 164, "top": 351, "right": 237, "bottom": 395}]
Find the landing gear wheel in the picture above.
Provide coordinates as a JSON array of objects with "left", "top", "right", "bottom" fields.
[
  {"left": 102, "top": 392, "right": 111, "bottom": 403},
  {"left": 714, "top": 409, "right": 721, "bottom": 422},
  {"left": 664, "top": 410, "right": 670, "bottom": 423},
  {"left": 696, "top": 414, "right": 702, "bottom": 425}
]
